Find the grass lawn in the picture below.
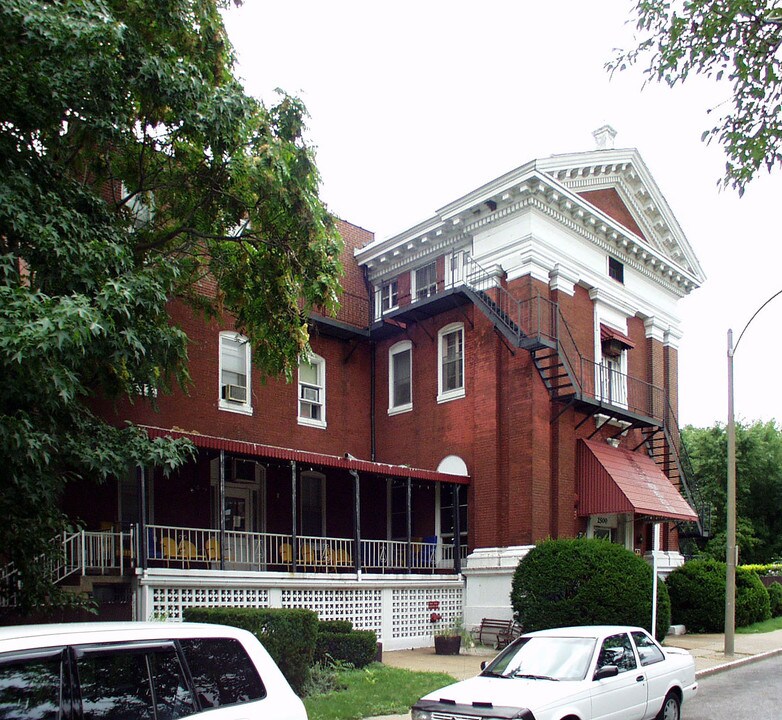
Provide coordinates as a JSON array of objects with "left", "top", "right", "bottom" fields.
[
  {"left": 736, "top": 615, "right": 782, "bottom": 634},
  {"left": 303, "top": 663, "right": 455, "bottom": 720}
]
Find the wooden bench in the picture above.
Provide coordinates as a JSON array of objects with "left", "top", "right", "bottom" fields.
[{"left": 474, "top": 618, "right": 523, "bottom": 649}]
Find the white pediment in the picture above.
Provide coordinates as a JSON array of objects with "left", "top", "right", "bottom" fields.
[{"left": 355, "top": 148, "right": 705, "bottom": 296}]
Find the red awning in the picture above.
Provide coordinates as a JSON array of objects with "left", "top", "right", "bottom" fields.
[
  {"left": 577, "top": 439, "right": 697, "bottom": 522},
  {"left": 141, "top": 425, "right": 469, "bottom": 485},
  {"left": 600, "top": 323, "right": 635, "bottom": 349}
]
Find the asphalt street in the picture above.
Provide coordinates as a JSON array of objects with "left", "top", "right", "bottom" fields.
[{"left": 685, "top": 653, "right": 782, "bottom": 719}]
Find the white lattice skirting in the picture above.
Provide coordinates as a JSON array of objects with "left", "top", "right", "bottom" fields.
[{"left": 136, "top": 570, "right": 464, "bottom": 651}]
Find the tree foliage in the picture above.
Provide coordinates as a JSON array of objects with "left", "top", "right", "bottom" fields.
[
  {"left": 683, "top": 420, "right": 782, "bottom": 563},
  {"left": 610, "top": 0, "right": 782, "bottom": 193},
  {"left": 0, "top": 0, "right": 342, "bottom": 612}
]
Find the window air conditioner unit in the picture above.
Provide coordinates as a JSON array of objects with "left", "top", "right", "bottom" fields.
[
  {"left": 223, "top": 384, "right": 247, "bottom": 403},
  {"left": 302, "top": 386, "right": 319, "bottom": 402}
]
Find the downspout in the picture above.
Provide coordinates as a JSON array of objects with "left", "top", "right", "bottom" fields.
[{"left": 362, "top": 265, "right": 377, "bottom": 461}]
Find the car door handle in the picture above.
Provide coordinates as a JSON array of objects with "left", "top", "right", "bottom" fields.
[{"left": 636, "top": 675, "right": 645, "bottom": 682}]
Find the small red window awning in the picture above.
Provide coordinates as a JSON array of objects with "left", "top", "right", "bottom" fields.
[
  {"left": 141, "top": 425, "right": 469, "bottom": 485},
  {"left": 577, "top": 439, "right": 697, "bottom": 522},
  {"left": 600, "top": 323, "right": 635, "bottom": 350}
]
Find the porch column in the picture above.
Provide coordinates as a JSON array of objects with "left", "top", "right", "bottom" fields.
[
  {"left": 406, "top": 476, "right": 412, "bottom": 571},
  {"left": 219, "top": 450, "right": 226, "bottom": 571},
  {"left": 291, "top": 460, "right": 298, "bottom": 573},
  {"left": 138, "top": 465, "right": 147, "bottom": 570},
  {"left": 453, "top": 484, "right": 462, "bottom": 574},
  {"left": 349, "top": 470, "right": 361, "bottom": 574}
]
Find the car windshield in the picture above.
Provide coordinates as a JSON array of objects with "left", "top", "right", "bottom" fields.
[{"left": 482, "top": 636, "right": 597, "bottom": 681}]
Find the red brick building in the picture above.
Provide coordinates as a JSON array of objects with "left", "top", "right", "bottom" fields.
[{"left": 49, "top": 136, "right": 704, "bottom": 646}]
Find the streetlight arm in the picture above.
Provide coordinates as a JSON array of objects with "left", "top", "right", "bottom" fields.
[{"left": 733, "top": 288, "right": 782, "bottom": 354}]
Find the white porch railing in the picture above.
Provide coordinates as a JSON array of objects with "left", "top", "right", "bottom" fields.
[
  {"left": 145, "top": 524, "right": 466, "bottom": 573},
  {"left": 0, "top": 529, "right": 130, "bottom": 607}
]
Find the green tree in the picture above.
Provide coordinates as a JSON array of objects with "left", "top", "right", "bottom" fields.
[
  {"left": 683, "top": 421, "right": 782, "bottom": 563},
  {"left": 610, "top": 0, "right": 782, "bottom": 193},
  {"left": 511, "top": 538, "right": 671, "bottom": 641},
  {"left": 0, "top": 0, "right": 342, "bottom": 613}
]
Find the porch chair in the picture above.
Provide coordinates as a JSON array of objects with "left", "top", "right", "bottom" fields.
[
  {"left": 279, "top": 542, "right": 293, "bottom": 568},
  {"left": 299, "top": 544, "right": 316, "bottom": 569},
  {"left": 177, "top": 539, "right": 202, "bottom": 567},
  {"left": 332, "top": 548, "right": 352, "bottom": 569},
  {"left": 205, "top": 538, "right": 220, "bottom": 562},
  {"left": 422, "top": 535, "right": 437, "bottom": 570},
  {"left": 161, "top": 536, "right": 179, "bottom": 566}
]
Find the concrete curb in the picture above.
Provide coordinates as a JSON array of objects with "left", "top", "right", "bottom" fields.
[{"left": 695, "top": 647, "right": 782, "bottom": 678}]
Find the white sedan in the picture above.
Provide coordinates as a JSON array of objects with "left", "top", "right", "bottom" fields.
[{"left": 412, "top": 625, "right": 697, "bottom": 720}]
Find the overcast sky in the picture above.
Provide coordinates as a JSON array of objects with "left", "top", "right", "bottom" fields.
[{"left": 222, "top": 0, "right": 782, "bottom": 429}]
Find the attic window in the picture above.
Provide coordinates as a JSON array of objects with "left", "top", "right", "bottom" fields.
[{"left": 608, "top": 257, "right": 624, "bottom": 284}]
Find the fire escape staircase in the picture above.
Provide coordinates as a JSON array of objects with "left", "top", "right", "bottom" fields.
[{"left": 460, "top": 256, "right": 709, "bottom": 538}]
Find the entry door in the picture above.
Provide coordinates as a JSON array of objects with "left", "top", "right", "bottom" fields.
[
  {"left": 299, "top": 472, "right": 325, "bottom": 537},
  {"left": 225, "top": 484, "right": 253, "bottom": 532}
]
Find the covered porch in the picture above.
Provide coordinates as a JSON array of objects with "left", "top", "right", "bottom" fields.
[{"left": 64, "top": 426, "right": 470, "bottom": 579}]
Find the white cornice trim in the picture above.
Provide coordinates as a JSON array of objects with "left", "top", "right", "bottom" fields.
[
  {"left": 644, "top": 317, "right": 667, "bottom": 343},
  {"left": 549, "top": 263, "right": 579, "bottom": 296},
  {"left": 355, "top": 154, "right": 703, "bottom": 296}
]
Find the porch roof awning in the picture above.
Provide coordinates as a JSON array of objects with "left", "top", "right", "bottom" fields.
[
  {"left": 141, "top": 426, "right": 470, "bottom": 485},
  {"left": 600, "top": 323, "right": 635, "bottom": 349},
  {"left": 577, "top": 439, "right": 697, "bottom": 522}
]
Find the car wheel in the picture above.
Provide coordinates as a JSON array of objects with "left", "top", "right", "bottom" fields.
[{"left": 656, "top": 692, "right": 680, "bottom": 720}]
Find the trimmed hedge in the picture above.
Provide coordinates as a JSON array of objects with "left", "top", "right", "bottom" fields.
[
  {"left": 317, "top": 619, "right": 353, "bottom": 634},
  {"left": 666, "top": 560, "right": 771, "bottom": 632},
  {"left": 510, "top": 538, "right": 671, "bottom": 641},
  {"left": 315, "top": 629, "right": 378, "bottom": 668},
  {"left": 768, "top": 582, "right": 782, "bottom": 617},
  {"left": 183, "top": 606, "right": 318, "bottom": 693}
]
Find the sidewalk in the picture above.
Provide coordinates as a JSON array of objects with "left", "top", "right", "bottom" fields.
[{"left": 367, "top": 629, "right": 782, "bottom": 720}]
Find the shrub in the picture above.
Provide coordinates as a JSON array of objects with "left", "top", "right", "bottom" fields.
[
  {"left": 510, "top": 538, "right": 671, "bottom": 641},
  {"left": 736, "top": 567, "right": 771, "bottom": 627},
  {"left": 315, "top": 629, "right": 378, "bottom": 668},
  {"left": 318, "top": 619, "right": 353, "bottom": 634},
  {"left": 183, "top": 606, "right": 318, "bottom": 693},
  {"left": 666, "top": 560, "right": 771, "bottom": 632},
  {"left": 768, "top": 582, "right": 782, "bottom": 617},
  {"left": 666, "top": 559, "right": 725, "bottom": 633}
]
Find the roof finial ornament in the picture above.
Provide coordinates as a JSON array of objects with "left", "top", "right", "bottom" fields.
[{"left": 592, "top": 124, "right": 617, "bottom": 150}]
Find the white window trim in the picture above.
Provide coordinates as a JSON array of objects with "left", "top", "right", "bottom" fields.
[
  {"left": 445, "top": 249, "right": 470, "bottom": 288},
  {"left": 437, "top": 322, "right": 465, "bottom": 403},
  {"left": 298, "top": 353, "right": 327, "bottom": 429},
  {"left": 599, "top": 350, "right": 628, "bottom": 409},
  {"left": 218, "top": 331, "right": 252, "bottom": 416},
  {"left": 388, "top": 340, "right": 413, "bottom": 415},
  {"left": 412, "top": 261, "right": 437, "bottom": 302},
  {"left": 375, "top": 279, "right": 399, "bottom": 320}
]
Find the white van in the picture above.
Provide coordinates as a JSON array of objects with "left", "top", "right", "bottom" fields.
[{"left": 0, "top": 621, "right": 307, "bottom": 719}]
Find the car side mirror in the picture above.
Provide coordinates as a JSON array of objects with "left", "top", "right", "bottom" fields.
[
  {"left": 594, "top": 665, "right": 619, "bottom": 681},
  {"left": 480, "top": 661, "right": 487, "bottom": 670}
]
